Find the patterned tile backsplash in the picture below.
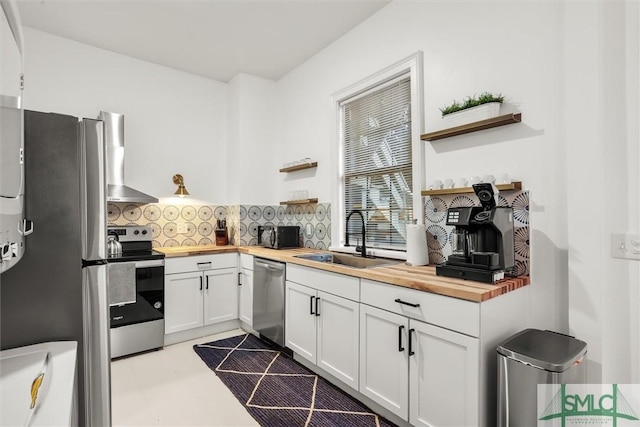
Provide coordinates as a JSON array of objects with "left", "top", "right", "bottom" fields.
[
  {"left": 110, "top": 192, "right": 528, "bottom": 276},
  {"left": 424, "top": 190, "right": 530, "bottom": 277},
  {"left": 107, "top": 202, "right": 331, "bottom": 249},
  {"left": 227, "top": 203, "right": 331, "bottom": 248}
]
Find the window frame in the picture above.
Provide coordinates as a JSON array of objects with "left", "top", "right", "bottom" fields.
[{"left": 330, "top": 52, "right": 424, "bottom": 259}]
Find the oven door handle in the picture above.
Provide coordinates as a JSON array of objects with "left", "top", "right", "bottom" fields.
[{"left": 134, "top": 260, "right": 165, "bottom": 268}]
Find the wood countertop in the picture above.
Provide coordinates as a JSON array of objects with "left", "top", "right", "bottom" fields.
[
  {"left": 154, "top": 245, "right": 530, "bottom": 302},
  {"left": 155, "top": 245, "right": 238, "bottom": 257}
]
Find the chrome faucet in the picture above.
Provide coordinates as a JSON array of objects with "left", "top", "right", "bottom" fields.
[{"left": 345, "top": 210, "right": 367, "bottom": 258}]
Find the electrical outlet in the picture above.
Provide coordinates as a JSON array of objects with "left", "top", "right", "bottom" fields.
[
  {"left": 611, "top": 233, "right": 640, "bottom": 260},
  {"left": 177, "top": 223, "right": 188, "bottom": 234}
]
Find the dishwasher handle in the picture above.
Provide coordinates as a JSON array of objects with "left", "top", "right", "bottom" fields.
[{"left": 255, "top": 260, "right": 285, "bottom": 272}]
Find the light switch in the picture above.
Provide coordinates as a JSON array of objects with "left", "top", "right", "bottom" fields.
[
  {"left": 611, "top": 233, "right": 640, "bottom": 260},
  {"left": 177, "top": 223, "right": 188, "bottom": 234}
]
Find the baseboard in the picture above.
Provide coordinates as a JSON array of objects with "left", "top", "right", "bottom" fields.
[{"left": 164, "top": 319, "right": 242, "bottom": 346}]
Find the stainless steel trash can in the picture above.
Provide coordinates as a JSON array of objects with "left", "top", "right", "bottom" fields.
[{"left": 497, "top": 329, "right": 587, "bottom": 427}]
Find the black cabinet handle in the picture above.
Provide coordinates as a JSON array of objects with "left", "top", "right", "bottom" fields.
[
  {"left": 199, "top": 276, "right": 203, "bottom": 291},
  {"left": 395, "top": 298, "right": 420, "bottom": 308},
  {"left": 398, "top": 325, "right": 405, "bottom": 352},
  {"left": 206, "top": 275, "right": 209, "bottom": 290},
  {"left": 409, "top": 328, "right": 416, "bottom": 356},
  {"left": 315, "top": 297, "right": 320, "bottom": 316},
  {"left": 238, "top": 272, "right": 242, "bottom": 286},
  {"left": 310, "top": 296, "right": 315, "bottom": 315}
]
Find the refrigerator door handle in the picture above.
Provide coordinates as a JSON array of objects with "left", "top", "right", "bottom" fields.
[
  {"left": 80, "top": 118, "right": 107, "bottom": 261},
  {"left": 83, "top": 264, "right": 112, "bottom": 427}
]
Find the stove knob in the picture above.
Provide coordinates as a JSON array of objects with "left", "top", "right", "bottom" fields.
[
  {"left": 142, "top": 230, "right": 147, "bottom": 235},
  {"left": 134, "top": 230, "right": 140, "bottom": 235}
]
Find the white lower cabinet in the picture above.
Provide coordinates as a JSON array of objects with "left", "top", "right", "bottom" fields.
[
  {"left": 359, "top": 304, "right": 409, "bottom": 419},
  {"left": 238, "top": 254, "right": 253, "bottom": 326},
  {"left": 165, "top": 271, "right": 205, "bottom": 333},
  {"left": 203, "top": 268, "right": 239, "bottom": 324},
  {"left": 409, "top": 318, "right": 479, "bottom": 427},
  {"left": 165, "top": 254, "right": 238, "bottom": 335},
  {"left": 359, "top": 303, "right": 479, "bottom": 426},
  {"left": 285, "top": 280, "right": 359, "bottom": 389},
  {"left": 282, "top": 266, "right": 528, "bottom": 427},
  {"left": 238, "top": 267, "right": 253, "bottom": 325},
  {"left": 285, "top": 281, "right": 317, "bottom": 360}
]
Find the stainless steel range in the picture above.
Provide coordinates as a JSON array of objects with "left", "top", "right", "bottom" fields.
[{"left": 107, "top": 225, "right": 165, "bottom": 358}]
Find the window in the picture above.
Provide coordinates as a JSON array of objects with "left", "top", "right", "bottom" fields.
[
  {"left": 341, "top": 77, "right": 413, "bottom": 250},
  {"left": 332, "top": 53, "right": 423, "bottom": 255}
]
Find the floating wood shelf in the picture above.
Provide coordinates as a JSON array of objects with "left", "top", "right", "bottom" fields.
[
  {"left": 421, "top": 181, "right": 522, "bottom": 197},
  {"left": 279, "top": 198, "right": 319, "bottom": 205},
  {"left": 279, "top": 162, "right": 318, "bottom": 173},
  {"left": 421, "top": 113, "right": 522, "bottom": 141}
]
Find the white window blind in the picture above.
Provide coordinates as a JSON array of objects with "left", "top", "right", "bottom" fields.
[{"left": 341, "top": 76, "right": 413, "bottom": 251}]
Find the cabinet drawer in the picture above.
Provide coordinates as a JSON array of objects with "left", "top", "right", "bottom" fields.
[
  {"left": 287, "top": 264, "right": 359, "bottom": 301},
  {"left": 165, "top": 253, "right": 238, "bottom": 274},
  {"left": 239, "top": 253, "right": 253, "bottom": 270},
  {"left": 360, "top": 279, "right": 479, "bottom": 337}
]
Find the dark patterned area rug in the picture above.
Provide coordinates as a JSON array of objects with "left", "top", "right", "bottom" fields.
[{"left": 194, "top": 333, "right": 396, "bottom": 427}]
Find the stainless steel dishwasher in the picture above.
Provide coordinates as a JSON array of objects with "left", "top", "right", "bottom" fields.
[{"left": 252, "top": 257, "right": 286, "bottom": 346}]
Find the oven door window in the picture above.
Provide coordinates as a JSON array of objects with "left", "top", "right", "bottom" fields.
[{"left": 111, "top": 265, "right": 164, "bottom": 328}]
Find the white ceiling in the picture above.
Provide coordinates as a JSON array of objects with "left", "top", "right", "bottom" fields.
[{"left": 17, "top": 0, "right": 390, "bottom": 82}]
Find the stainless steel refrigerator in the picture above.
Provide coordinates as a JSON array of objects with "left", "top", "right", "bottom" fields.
[{"left": 0, "top": 110, "right": 111, "bottom": 426}]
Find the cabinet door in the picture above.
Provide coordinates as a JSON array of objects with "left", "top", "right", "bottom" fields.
[
  {"left": 285, "top": 281, "right": 316, "bottom": 363},
  {"left": 165, "top": 272, "right": 204, "bottom": 334},
  {"left": 238, "top": 268, "right": 253, "bottom": 325},
  {"left": 203, "top": 267, "right": 239, "bottom": 325},
  {"left": 359, "top": 304, "right": 409, "bottom": 420},
  {"left": 316, "top": 291, "right": 359, "bottom": 389},
  {"left": 409, "top": 319, "right": 479, "bottom": 427}
]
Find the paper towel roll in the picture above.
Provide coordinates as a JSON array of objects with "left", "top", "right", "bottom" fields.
[{"left": 406, "top": 224, "right": 429, "bottom": 266}]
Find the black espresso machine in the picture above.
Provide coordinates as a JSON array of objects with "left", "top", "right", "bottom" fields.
[{"left": 436, "top": 183, "right": 515, "bottom": 283}]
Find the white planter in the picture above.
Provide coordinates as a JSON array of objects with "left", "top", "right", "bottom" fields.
[{"left": 441, "top": 102, "right": 501, "bottom": 128}]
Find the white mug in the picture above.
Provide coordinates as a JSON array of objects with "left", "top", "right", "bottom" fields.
[
  {"left": 497, "top": 173, "right": 510, "bottom": 184},
  {"left": 454, "top": 177, "right": 468, "bottom": 188},
  {"left": 469, "top": 176, "right": 481, "bottom": 186},
  {"left": 443, "top": 178, "right": 454, "bottom": 189},
  {"left": 429, "top": 179, "right": 443, "bottom": 190},
  {"left": 482, "top": 174, "right": 495, "bottom": 184}
]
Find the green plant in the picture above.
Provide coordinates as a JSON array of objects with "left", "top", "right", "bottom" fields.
[{"left": 440, "top": 92, "right": 505, "bottom": 116}]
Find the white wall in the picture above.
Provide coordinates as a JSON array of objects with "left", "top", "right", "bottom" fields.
[
  {"left": 565, "top": 1, "right": 640, "bottom": 383},
  {"left": 276, "top": 0, "right": 565, "bottom": 330},
  {"left": 22, "top": 27, "right": 229, "bottom": 204},
  {"left": 273, "top": 0, "right": 640, "bottom": 382},
  {"left": 227, "top": 73, "right": 277, "bottom": 205}
]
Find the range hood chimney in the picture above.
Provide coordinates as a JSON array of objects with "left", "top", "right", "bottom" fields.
[{"left": 99, "top": 111, "right": 158, "bottom": 204}]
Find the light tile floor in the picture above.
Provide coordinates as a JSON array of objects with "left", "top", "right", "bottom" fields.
[{"left": 111, "top": 328, "right": 259, "bottom": 426}]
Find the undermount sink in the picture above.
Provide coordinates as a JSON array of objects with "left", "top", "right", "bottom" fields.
[{"left": 294, "top": 252, "right": 400, "bottom": 269}]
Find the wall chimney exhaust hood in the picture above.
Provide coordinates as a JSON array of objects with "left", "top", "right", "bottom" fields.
[{"left": 99, "top": 111, "right": 158, "bottom": 204}]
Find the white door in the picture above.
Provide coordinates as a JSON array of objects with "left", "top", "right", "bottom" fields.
[
  {"left": 203, "top": 267, "right": 239, "bottom": 325},
  {"left": 359, "top": 304, "right": 409, "bottom": 420},
  {"left": 238, "top": 267, "right": 253, "bottom": 326},
  {"left": 285, "top": 281, "right": 317, "bottom": 363},
  {"left": 316, "top": 291, "right": 359, "bottom": 389},
  {"left": 165, "top": 271, "right": 204, "bottom": 334},
  {"left": 409, "top": 319, "right": 479, "bottom": 427}
]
